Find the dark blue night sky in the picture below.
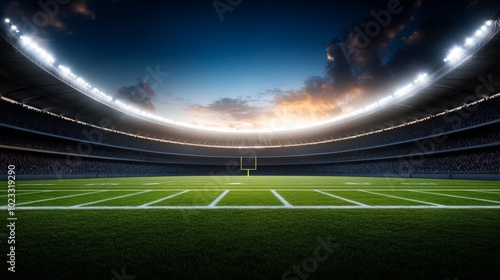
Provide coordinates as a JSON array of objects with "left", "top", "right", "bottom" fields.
[{"left": 3, "top": 0, "right": 499, "bottom": 130}]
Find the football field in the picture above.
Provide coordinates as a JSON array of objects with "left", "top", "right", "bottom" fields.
[{"left": 1, "top": 176, "right": 500, "bottom": 279}]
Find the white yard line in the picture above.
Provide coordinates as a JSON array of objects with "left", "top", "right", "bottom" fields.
[
  {"left": 73, "top": 190, "right": 152, "bottom": 207},
  {"left": 270, "top": 190, "right": 292, "bottom": 207},
  {"left": 469, "top": 190, "right": 500, "bottom": 195},
  {"left": 0, "top": 190, "right": 52, "bottom": 197},
  {"left": 410, "top": 190, "right": 500, "bottom": 204},
  {"left": 208, "top": 190, "right": 230, "bottom": 207},
  {"left": 358, "top": 190, "right": 443, "bottom": 206},
  {"left": 2, "top": 205, "right": 500, "bottom": 210},
  {"left": 7, "top": 188, "right": 500, "bottom": 192},
  {"left": 315, "top": 190, "right": 368, "bottom": 207},
  {"left": 17, "top": 184, "right": 55, "bottom": 186},
  {"left": 139, "top": 190, "right": 189, "bottom": 207},
  {"left": 15, "top": 191, "right": 106, "bottom": 206}
]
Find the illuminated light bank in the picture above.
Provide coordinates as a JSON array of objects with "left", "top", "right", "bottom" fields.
[{"left": 2, "top": 17, "right": 498, "bottom": 133}]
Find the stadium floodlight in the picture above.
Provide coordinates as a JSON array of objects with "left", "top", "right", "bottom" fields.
[
  {"left": 10, "top": 25, "right": 17, "bottom": 31},
  {"left": 486, "top": 20, "right": 492, "bottom": 26},
  {"left": 414, "top": 73, "right": 429, "bottom": 84},
  {"left": 444, "top": 47, "right": 464, "bottom": 63},
  {"left": 465, "top": 37, "right": 475, "bottom": 46},
  {"left": 394, "top": 83, "right": 414, "bottom": 96},
  {"left": 475, "top": 29, "right": 483, "bottom": 37},
  {"left": 20, "top": 35, "right": 32, "bottom": 45},
  {"left": 4, "top": 18, "right": 10, "bottom": 23},
  {"left": 58, "top": 65, "right": 71, "bottom": 75},
  {"left": 377, "top": 95, "right": 393, "bottom": 106}
]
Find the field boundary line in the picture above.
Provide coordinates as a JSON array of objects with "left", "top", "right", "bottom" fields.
[
  {"left": 315, "top": 190, "right": 368, "bottom": 207},
  {"left": 139, "top": 190, "right": 189, "bottom": 207},
  {"left": 271, "top": 190, "right": 292, "bottom": 207},
  {"left": 74, "top": 190, "right": 152, "bottom": 207},
  {"left": 0, "top": 190, "right": 52, "bottom": 197},
  {"left": 470, "top": 190, "right": 500, "bottom": 195},
  {"left": 359, "top": 190, "right": 443, "bottom": 206},
  {"left": 2, "top": 205, "right": 500, "bottom": 210},
  {"left": 6, "top": 188, "right": 500, "bottom": 192},
  {"left": 14, "top": 191, "right": 106, "bottom": 206},
  {"left": 410, "top": 190, "right": 500, "bottom": 204},
  {"left": 208, "top": 190, "right": 230, "bottom": 207}
]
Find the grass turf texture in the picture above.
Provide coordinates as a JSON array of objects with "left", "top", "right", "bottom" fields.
[{"left": 1, "top": 176, "right": 499, "bottom": 279}]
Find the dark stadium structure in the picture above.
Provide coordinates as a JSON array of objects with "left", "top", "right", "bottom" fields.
[{"left": 1, "top": 17, "right": 500, "bottom": 180}]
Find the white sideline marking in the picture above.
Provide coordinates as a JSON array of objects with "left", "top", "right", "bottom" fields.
[
  {"left": 74, "top": 190, "right": 152, "bottom": 207},
  {"left": 359, "top": 190, "right": 443, "bottom": 206},
  {"left": 271, "top": 190, "right": 292, "bottom": 207},
  {"left": 9, "top": 188, "right": 500, "bottom": 192},
  {"left": 208, "top": 190, "right": 230, "bottom": 207},
  {"left": 143, "top": 183, "right": 160, "bottom": 185},
  {"left": 139, "top": 190, "right": 189, "bottom": 207},
  {"left": 18, "top": 184, "right": 54, "bottom": 186},
  {"left": 410, "top": 190, "right": 500, "bottom": 204},
  {"left": 470, "top": 190, "right": 500, "bottom": 195},
  {"left": 315, "top": 190, "right": 368, "bottom": 207},
  {"left": 344, "top": 182, "right": 371, "bottom": 185},
  {"left": 2, "top": 205, "right": 500, "bottom": 210},
  {"left": 85, "top": 183, "right": 119, "bottom": 186},
  {"left": 15, "top": 191, "right": 105, "bottom": 206},
  {"left": 401, "top": 183, "right": 437, "bottom": 185},
  {"left": 0, "top": 190, "right": 52, "bottom": 197},
  {"left": 229, "top": 183, "right": 241, "bottom": 185}
]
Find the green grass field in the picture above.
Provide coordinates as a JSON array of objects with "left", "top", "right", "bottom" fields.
[{"left": 1, "top": 176, "right": 500, "bottom": 279}]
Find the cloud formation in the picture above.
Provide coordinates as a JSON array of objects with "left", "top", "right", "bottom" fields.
[
  {"left": 185, "top": 0, "right": 423, "bottom": 130},
  {"left": 117, "top": 81, "right": 157, "bottom": 112},
  {"left": 4, "top": 0, "right": 96, "bottom": 32}
]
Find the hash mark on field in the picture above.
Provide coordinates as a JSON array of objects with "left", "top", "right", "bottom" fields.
[
  {"left": 270, "top": 190, "right": 292, "bottom": 207},
  {"left": 74, "top": 190, "right": 152, "bottom": 207},
  {"left": 139, "top": 190, "right": 189, "bottom": 207},
  {"left": 143, "top": 183, "right": 160, "bottom": 185},
  {"left": 359, "top": 190, "right": 443, "bottom": 206},
  {"left": 208, "top": 190, "right": 230, "bottom": 207},
  {"left": 315, "top": 190, "right": 368, "bottom": 207},
  {"left": 15, "top": 191, "right": 106, "bottom": 206},
  {"left": 410, "top": 190, "right": 500, "bottom": 204}
]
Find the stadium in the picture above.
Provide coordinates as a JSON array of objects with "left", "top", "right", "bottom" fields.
[{"left": 1, "top": 2, "right": 500, "bottom": 280}]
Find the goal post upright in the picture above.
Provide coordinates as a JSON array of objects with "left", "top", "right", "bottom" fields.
[{"left": 240, "top": 156, "right": 257, "bottom": 177}]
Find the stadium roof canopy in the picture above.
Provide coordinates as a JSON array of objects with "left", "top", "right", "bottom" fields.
[{"left": 1, "top": 18, "right": 500, "bottom": 148}]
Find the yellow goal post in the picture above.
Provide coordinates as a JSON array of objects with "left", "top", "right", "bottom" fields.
[{"left": 240, "top": 156, "right": 257, "bottom": 177}]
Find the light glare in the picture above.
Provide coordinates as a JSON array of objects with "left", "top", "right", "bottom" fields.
[{"left": 445, "top": 47, "right": 464, "bottom": 63}]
